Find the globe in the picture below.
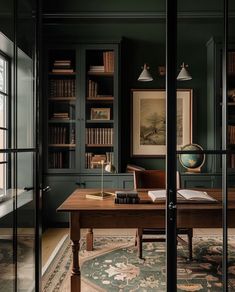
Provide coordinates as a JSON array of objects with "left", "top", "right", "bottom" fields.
[{"left": 179, "top": 144, "right": 205, "bottom": 172}]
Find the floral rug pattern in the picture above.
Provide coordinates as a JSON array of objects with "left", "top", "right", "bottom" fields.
[
  {"left": 0, "top": 236, "right": 35, "bottom": 292},
  {"left": 43, "top": 236, "right": 235, "bottom": 292}
]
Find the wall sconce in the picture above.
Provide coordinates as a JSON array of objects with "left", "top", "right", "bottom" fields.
[
  {"left": 137, "top": 63, "right": 192, "bottom": 81},
  {"left": 137, "top": 63, "right": 153, "bottom": 82},
  {"left": 177, "top": 62, "right": 192, "bottom": 81}
]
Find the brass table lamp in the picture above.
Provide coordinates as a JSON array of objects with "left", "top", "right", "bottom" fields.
[{"left": 86, "top": 160, "right": 116, "bottom": 200}]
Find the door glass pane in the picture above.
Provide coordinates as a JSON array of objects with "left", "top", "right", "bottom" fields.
[
  {"left": 16, "top": 152, "right": 35, "bottom": 291},
  {"left": 176, "top": 0, "right": 226, "bottom": 290},
  {"left": 17, "top": 48, "right": 34, "bottom": 149},
  {"left": 177, "top": 154, "right": 223, "bottom": 290},
  {"left": 228, "top": 1, "right": 235, "bottom": 289},
  {"left": 0, "top": 153, "right": 14, "bottom": 291}
]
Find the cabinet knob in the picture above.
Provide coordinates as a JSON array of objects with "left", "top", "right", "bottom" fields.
[{"left": 42, "top": 186, "right": 51, "bottom": 192}]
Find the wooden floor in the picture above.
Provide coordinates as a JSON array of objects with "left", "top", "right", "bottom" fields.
[{"left": 41, "top": 227, "right": 235, "bottom": 269}]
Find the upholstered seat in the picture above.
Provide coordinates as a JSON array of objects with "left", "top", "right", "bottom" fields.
[{"left": 134, "top": 170, "right": 193, "bottom": 260}]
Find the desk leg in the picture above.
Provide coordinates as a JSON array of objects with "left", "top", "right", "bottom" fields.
[
  {"left": 86, "top": 228, "right": 94, "bottom": 251},
  {"left": 137, "top": 228, "right": 143, "bottom": 259},
  {"left": 70, "top": 212, "right": 81, "bottom": 292}
]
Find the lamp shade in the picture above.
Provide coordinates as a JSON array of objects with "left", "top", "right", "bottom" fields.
[
  {"left": 177, "top": 63, "right": 192, "bottom": 81},
  {"left": 105, "top": 162, "right": 116, "bottom": 173},
  {"left": 138, "top": 63, "right": 153, "bottom": 82}
]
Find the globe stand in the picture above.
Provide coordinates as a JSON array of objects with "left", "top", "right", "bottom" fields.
[{"left": 185, "top": 166, "right": 202, "bottom": 173}]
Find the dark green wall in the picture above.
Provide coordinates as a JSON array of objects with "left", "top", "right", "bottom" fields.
[{"left": 42, "top": 0, "right": 235, "bottom": 172}]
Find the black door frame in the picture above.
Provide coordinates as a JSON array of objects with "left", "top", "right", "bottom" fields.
[{"left": 166, "top": 1, "right": 229, "bottom": 291}]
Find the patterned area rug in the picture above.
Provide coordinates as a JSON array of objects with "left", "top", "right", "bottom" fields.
[
  {"left": 42, "top": 236, "right": 235, "bottom": 292},
  {"left": 0, "top": 236, "right": 35, "bottom": 292}
]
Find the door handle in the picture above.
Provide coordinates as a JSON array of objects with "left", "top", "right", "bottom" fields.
[{"left": 24, "top": 187, "right": 34, "bottom": 191}]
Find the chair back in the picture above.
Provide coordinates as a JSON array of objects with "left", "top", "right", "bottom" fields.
[
  {"left": 134, "top": 170, "right": 180, "bottom": 189},
  {"left": 134, "top": 170, "right": 165, "bottom": 189}
]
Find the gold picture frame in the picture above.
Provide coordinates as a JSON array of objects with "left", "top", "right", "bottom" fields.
[
  {"left": 90, "top": 108, "right": 110, "bottom": 120},
  {"left": 131, "top": 89, "right": 193, "bottom": 157}
]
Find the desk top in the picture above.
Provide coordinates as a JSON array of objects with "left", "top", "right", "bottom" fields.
[{"left": 57, "top": 188, "right": 235, "bottom": 212}]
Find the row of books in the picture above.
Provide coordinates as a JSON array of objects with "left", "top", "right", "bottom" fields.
[
  {"left": 85, "top": 152, "right": 114, "bottom": 169},
  {"left": 87, "top": 79, "right": 98, "bottom": 97},
  {"left": 228, "top": 52, "right": 235, "bottom": 75},
  {"left": 86, "top": 128, "right": 113, "bottom": 145},
  {"left": 50, "top": 112, "right": 70, "bottom": 120},
  {"left": 50, "top": 79, "right": 75, "bottom": 97},
  {"left": 49, "top": 151, "right": 75, "bottom": 169},
  {"left": 229, "top": 154, "right": 235, "bottom": 168},
  {"left": 103, "top": 51, "right": 114, "bottom": 72},
  {"left": 114, "top": 191, "right": 140, "bottom": 204},
  {"left": 88, "top": 51, "right": 114, "bottom": 73},
  {"left": 51, "top": 59, "right": 74, "bottom": 73},
  {"left": 228, "top": 125, "right": 235, "bottom": 144},
  {"left": 48, "top": 126, "right": 75, "bottom": 144}
]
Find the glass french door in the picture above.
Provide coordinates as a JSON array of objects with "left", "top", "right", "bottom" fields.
[
  {"left": 0, "top": 0, "right": 41, "bottom": 291},
  {"left": 166, "top": 0, "right": 234, "bottom": 291}
]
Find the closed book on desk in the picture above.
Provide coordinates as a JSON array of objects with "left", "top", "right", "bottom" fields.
[{"left": 148, "top": 189, "right": 217, "bottom": 203}]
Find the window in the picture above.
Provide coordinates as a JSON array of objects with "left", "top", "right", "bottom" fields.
[{"left": 0, "top": 53, "right": 9, "bottom": 195}]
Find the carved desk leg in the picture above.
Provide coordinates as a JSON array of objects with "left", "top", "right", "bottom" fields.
[
  {"left": 86, "top": 228, "right": 94, "bottom": 251},
  {"left": 70, "top": 212, "right": 81, "bottom": 292}
]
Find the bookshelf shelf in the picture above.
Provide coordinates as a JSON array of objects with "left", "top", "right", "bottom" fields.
[
  {"left": 86, "top": 144, "right": 113, "bottom": 147},
  {"left": 86, "top": 120, "right": 114, "bottom": 124},
  {"left": 49, "top": 144, "right": 76, "bottom": 148},
  {"left": 86, "top": 97, "right": 114, "bottom": 101},
  {"left": 48, "top": 72, "right": 76, "bottom": 76},
  {"left": 48, "top": 97, "right": 76, "bottom": 101},
  {"left": 87, "top": 71, "right": 113, "bottom": 76},
  {"left": 48, "top": 120, "right": 76, "bottom": 123}
]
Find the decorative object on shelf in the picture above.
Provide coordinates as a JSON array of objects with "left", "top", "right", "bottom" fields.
[
  {"left": 179, "top": 143, "right": 205, "bottom": 173},
  {"left": 158, "top": 66, "right": 166, "bottom": 76},
  {"left": 137, "top": 64, "right": 153, "bottom": 82},
  {"left": 85, "top": 160, "right": 116, "bottom": 200},
  {"left": 131, "top": 89, "right": 192, "bottom": 156},
  {"left": 90, "top": 107, "right": 110, "bottom": 120},
  {"left": 177, "top": 62, "right": 192, "bottom": 81}
]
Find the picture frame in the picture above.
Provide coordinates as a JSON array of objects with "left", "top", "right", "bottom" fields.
[
  {"left": 90, "top": 108, "right": 110, "bottom": 120},
  {"left": 131, "top": 89, "right": 192, "bottom": 157}
]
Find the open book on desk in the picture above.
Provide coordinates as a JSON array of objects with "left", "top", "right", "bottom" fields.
[{"left": 148, "top": 189, "right": 217, "bottom": 203}]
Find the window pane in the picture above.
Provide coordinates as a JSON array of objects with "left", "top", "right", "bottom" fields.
[
  {"left": 0, "top": 94, "right": 7, "bottom": 129},
  {"left": 0, "top": 56, "right": 7, "bottom": 94}
]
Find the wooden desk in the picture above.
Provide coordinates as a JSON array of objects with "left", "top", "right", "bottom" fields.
[{"left": 57, "top": 188, "right": 235, "bottom": 292}]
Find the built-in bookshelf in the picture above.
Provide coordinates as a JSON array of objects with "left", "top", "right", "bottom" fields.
[
  {"left": 45, "top": 44, "right": 119, "bottom": 173},
  {"left": 227, "top": 51, "right": 235, "bottom": 169},
  {"left": 85, "top": 48, "right": 117, "bottom": 170},
  {"left": 47, "top": 49, "right": 76, "bottom": 170}
]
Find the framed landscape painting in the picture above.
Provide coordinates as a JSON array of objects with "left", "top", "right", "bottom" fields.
[{"left": 131, "top": 89, "right": 192, "bottom": 157}]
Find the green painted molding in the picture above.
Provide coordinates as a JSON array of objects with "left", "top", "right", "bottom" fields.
[{"left": 43, "top": 11, "right": 235, "bottom": 21}]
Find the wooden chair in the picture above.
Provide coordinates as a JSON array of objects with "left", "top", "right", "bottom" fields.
[{"left": 134, "top": 170, "right": 193, "bottom": 260}]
